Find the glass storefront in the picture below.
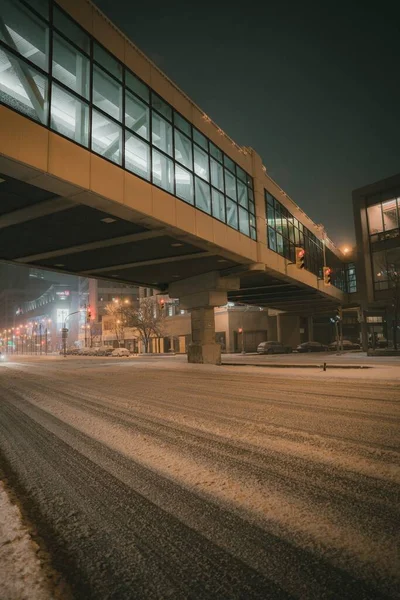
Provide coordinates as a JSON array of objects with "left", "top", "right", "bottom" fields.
[{"left": 0, "top": 0, "right": 256, "bottom": 240}]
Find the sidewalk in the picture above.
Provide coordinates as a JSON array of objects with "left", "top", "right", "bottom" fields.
[{"left": 0, "top": 480, "right": 54, "bottom": 600}]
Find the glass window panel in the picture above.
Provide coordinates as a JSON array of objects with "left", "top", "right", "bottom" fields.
[
  {"left": 237, "top": 180, "right": 248, "bottom": 208},
  {"left": 125, "top": 91, "right": 149, "bottom": 140},
  {"left": 175, "top": 165, "right": 193, "bottom": 205},
  {"left": 225, "top": 169, "right": 237, "bottom": 200},
  {"left": 125, "top": 133, "right": 150, "bottom": 180},
  {"left": 93, "top": 65, "right": 122, "bottom": 121},
  {"left": 212, "top": 189, "right": 225, "bottom": 222},
  {"left": 387, "top": 247, "right": 400, "bottom": 272},
  {"left": 266, "top": 191, "right": 274, "bottom": 205},
  {"left": 249, "top": 201, "right": 255, "bottom": 215},
  {"left": 0, "top": 48, "right": 47, "bottom": 123},
  {"left": 125, "top": 71, "right": 149, "bottom": 103},
  {"left": 236, "top": 165, "right": 246, "bottom": 183},
  {"left": 250, "top": 227, "right": 257, "bottom": 240},
  {"left": 53, "top": 7, "right": 89, "bottom": 54},
  {"left": 210, "top": 158, "right": 224, "bottom": 192},
  {"left": 226, "top": 198, "right": 238, "bottom": 229},
  {"left": 51, "top": 83, "right": 88, "bottom": 146},
  {"left": 152, "top": 112, "right": 173, "bottom": 156},
  {"left": 193, "top": 128, "right": 208, "bottom": 151},
  {"left": 28, "top": 0, "right": 49, "bottom": 19},
  {"left": 246, "top": 173, "right": 253, "bottom": 188},
  {"left": 283, "top": 236, "right": 290, "bottom": 258},
  {"left": 151, "top": 92, "right": 172, "bottom": 121},
  {"left": 174, "top": 129, "right": 192, "bottom": 168},
  {"left": 209, "top": 141, "right": 223, "bottom": 162},
  {"left": 91, "top": 109, "right": 122, "bottom": 165},
  {"left": 94, "top": 43, "right": 122, "bottom": 81},
  {"left": 223, "top": 154, "right": 235, "bottom": 173},
  {"left": 281, "top": 216, "right": 288, "bottom": 239},
  {"left": 367, "top": 204, "right": 384, "bottom": 234},
  {"left": 382, "top": 199, "right": 398, "bottom": 231},
  {"left": 1, "top": 0, "right": 49, "bottom": 71},
  {"left": 174, "top": 112, "right": 191, "bottom": 137},
  {"left": 194, "top": 146, "right": 209, "bottom": 181},
  {"left": 268, "top": 227, "right": 277, "bottom": 251},
  {"left": 152, "top": 149, "right": 173, "bottom": 193},
  {"left": 195, "top": 177, "right": 211, "bottom": 214},
  {"left": 238, "top": 207, "right": 250, "bottom": 236},
  {"left": 52, "top": 33, "right": 89, "bottom": 98},
  {"left": 276, "top": 232, "right": 284, "bottom": 255},
  {"left": 267, "top": 203, "right": 275, "bottom": 228},
  {"left": 372, "top": 251, "right": 386, "bottom": 281}
]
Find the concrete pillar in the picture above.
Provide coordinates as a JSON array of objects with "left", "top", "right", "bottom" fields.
[
  {"left": 307, "top": 316, "right": 314, "bottom": 342},
  {"left": 188, "top": 307, "right": 221, "bottom": 365},
  {"left": 277, "top": 314, "right": 301, "bottom": 348},
  {"left": 267, "top": 315, "right": 278, "bottom": 340},
  {"left": 169, "top": 271, "right": 240, "bottom": 365}
]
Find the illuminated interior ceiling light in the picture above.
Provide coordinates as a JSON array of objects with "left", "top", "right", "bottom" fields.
[
  {"left": 101, "top": 217, "right": 117, "bottom": 223},
  {"left": 218, "top": 259, "right": 228, "bottom": 263},
  {"left": 172, "top": 275, "right": 180, "bottom": 278},
  {"left": 54, "top": 263, "right": 65, "bottom": 267},
  {"left": 171, "top": 243, "right": 184, "bottom": 247}
]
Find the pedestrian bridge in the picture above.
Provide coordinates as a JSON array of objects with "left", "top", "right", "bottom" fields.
[{"left": 0, "top": 0, "right": 348, "bottom": 361}]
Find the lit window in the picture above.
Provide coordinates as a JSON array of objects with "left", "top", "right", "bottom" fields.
[
  {"left": 193, "top": 128, "right": 208, "bottom": 151},
  {"left": 175, "top": 165, "right": 193, "bottom": 205},
  {"left": 195, "top": 177, "right": 211, "bottom": 214},
  {"left": 238, "top": 207, "right": 250, "bottom": 236},
  {"left": 212, "top": 189, "right": 225, "bottom": 222},
  {"left": 91, "top": 109, "right": 122, "bottom": 164},
  {"left": 194, "top": 146, "right": 209, "bottom": 181},
  {"left": 210, "top": 158, "right": 224, "bottom": 192},
  {"left": 174, "top": 112, "right": 191, "bottom": 137},
  {"left": 126, "top": 71, "right": 149, "bottom": 103},
  {"left": 226, "top": 199, "right": 238, "bottom": 229},
  {"left": 152, "top": 149, "right": 174, "bottom": 193},
  {"left": 1, "top": 0, "right": 49, "bottom": 71},
  {"left": 224, "top": 169, "right": 237, "bottom": 200},
  {"left": 94, "top": 43, "right": 122, "bottom": 81},
  {"left": 52, "top": 33, "right": 89, "bottom": 99},
  {"left": 151, "top": 93, "right": 172, "bottom": 121},
  {"left": 174, "top": 130, "right": 192, "bottom": 169},
  {"left": 152, "top": 112, "right": 173, "bottom": 156},
  {"left": 51, "top": 83, "right": 89, "bottom": 146},
  {"left": 93, "top": 65, "right": 122, "bottom": 121},
  {"left": 125, "top": 91, "right": 149, "bottom": 140},
  {"left": 125, "top": 133, "right": 150, "bottom": 180},
  {"left": 0, "top": 47, "right": 48, "bottom": 124},
  {"left": 53, "top": 7, "right": 89, "bottom": 54}
]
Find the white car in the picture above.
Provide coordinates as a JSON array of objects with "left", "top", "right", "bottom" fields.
[{"left": 111, "top": 348, "right": 131, "bottom": 357}]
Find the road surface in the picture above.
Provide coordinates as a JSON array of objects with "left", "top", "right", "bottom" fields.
[{"left": 0, "top": 356, "right": 399, "bottom": 599}]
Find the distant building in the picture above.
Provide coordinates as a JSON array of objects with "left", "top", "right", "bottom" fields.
[{"left": 353, "top": 173, "right": 400, "bottom": 348}]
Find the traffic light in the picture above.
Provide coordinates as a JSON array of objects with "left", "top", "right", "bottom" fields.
[
  {"left": 295, "top": 247, "right": 305, "bottom": 269},
  {"left": 238, "top": 327, "right": 243, "bottom": 334},
  {"left": 159, "top": 298, "right": 165, "bottom": 312},
  {"left": 323, "top": 266, "right": 331, "bottom": 286}
]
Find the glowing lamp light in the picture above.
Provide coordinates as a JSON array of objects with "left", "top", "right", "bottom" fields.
[{"left": 298, "top": 249, "right": 305, "bottom": 258}]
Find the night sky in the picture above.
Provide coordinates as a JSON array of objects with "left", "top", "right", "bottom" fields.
[{"left": 94, "top": 0, "right": 400, "bottom": 247}]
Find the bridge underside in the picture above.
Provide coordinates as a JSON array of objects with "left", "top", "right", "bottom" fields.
[{"left": 0, "top": 168, "right": 339, "bottom": 316}]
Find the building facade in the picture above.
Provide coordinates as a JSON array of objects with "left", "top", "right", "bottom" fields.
[{"left": 353, "top": 173, "right": 400, "bottom": 349}]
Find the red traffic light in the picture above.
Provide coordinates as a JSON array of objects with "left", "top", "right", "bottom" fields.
[
  {"left": 238, "top": 327, "right": 243, "bottom": 333},
  {"left": 297, "top": 249, "right": 305, "bottom": 258},
  {"left": 160, "top": 298, "right": 165, "bottom": 305}
]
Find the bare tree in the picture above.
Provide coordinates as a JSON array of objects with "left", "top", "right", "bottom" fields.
[
  {"left": 125, "top": 296, "right": 165, "bottom": 353},
  {"left": 105, "top": 302, "right": 129, "bottom": 347},
  {"left": 387, "top": 261, "right": 400, "bottom": 350}
]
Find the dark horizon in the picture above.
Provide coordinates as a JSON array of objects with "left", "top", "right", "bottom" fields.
[{"left": 93, "top": 0, "right": 400, "bottom": 248}]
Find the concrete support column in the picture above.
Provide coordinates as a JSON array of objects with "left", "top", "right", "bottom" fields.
[
  {"left": 169, "top": 271, "right": 240, "bottom": 365},
  {"left": 307, "top": 316, "right": 314, "bottom": 342},
  {"left": 267, "top": 315, "right": 278, "bottom": 340},
  {"left": 188, "top": 307, "right": 221, "bottom": 364},
  {"left": 277, "top": 314, "right": 301, "bottom": 348}
]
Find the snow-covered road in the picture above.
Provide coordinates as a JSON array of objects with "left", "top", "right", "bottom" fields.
[{"left": 0, "top": 356, "right": 399, "bottom": 599}]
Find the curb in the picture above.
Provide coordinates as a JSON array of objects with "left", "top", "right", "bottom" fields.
[{"left": 222, "top": 363, "right": 372, "bottom": 369}]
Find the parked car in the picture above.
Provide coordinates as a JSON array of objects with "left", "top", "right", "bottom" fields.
[
  {"left": 296, "top": 341, "right": 329, "bottom": 353},
  {"left": 111, "top": 348, "right": 131, "bottom": 357},
  {"left": 257, "top": 341, "right": 292, "bottom": 355},
  {"left": 329, "top": 339, "right": 361, "bottom": 350}
]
